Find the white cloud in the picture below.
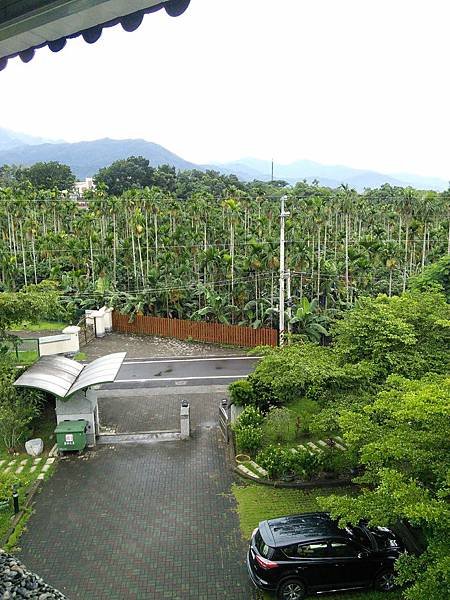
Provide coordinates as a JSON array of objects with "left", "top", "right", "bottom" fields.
[{"left": 0, "top": 0, "right": 449, "bottom": 177}]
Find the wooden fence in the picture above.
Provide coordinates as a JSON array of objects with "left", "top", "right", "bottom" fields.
[{"left": 112, "top": 312, "right": 278, "bottom": 347}]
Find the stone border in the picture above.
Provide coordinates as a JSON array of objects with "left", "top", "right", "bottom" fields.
[
  {"left": 233, "top": 464, "right": 353, "bottom": 489},
  {"left": 228, "top": 425, "right": 353, "bottom": 490},
  {"left": 1, "top": 448, "right": 59, "bottom": 547}
]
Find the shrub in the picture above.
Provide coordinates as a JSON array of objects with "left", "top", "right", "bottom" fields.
[
  {"left": 234, "top": 406, "right": 264, "bottom": 429},
  {"left": 229, "top": 380, "right": 255, "bottom": 406},
  {"left": 0, "top": 471, "right": 20, "bottom": 503},
  {"left": 263, "top": 407, "right": 295, "bottom": 444},
  {"left": 256, "top": 445, "right": 324, "bottom": 480},
  {"left": 0, "top": 366, "right": 44, "bottom": 452},
  {"left": 234, "top": 426, "right": 263, "bottom": 454},
  {"left": 318, "top": 448, "right": 355, "bottom": 475},
  {"left": 256, "top": 445, "right": 293, "bottom": 479},
  {"left": 290, "top": 450, "right": 321, "bottom": 480}
]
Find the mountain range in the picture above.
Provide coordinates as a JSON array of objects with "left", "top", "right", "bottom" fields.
[{"left": 0, "top": 127, "right": 447, "bottom": 191}]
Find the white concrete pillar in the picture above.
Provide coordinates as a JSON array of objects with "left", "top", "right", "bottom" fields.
[
  {"left": 104, "top": 307, "right": 113, "bottom": 332},
  {"left": 62, "top": 326, "right": 81, "bottom": 353},
  {"left": 180, "top": 402, "right": 190, "bottom": 440}
]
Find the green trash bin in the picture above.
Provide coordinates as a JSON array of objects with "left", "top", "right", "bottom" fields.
[{"left": 55, "top": 419, "right": 88, "bottom": 452}]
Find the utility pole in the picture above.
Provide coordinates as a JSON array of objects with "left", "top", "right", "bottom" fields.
[
  {"left": 286, "top": 269, "right": 292, "bottom": 340},
  {"left": 279, "top": 195, "right": 290, "bottom": 347}
]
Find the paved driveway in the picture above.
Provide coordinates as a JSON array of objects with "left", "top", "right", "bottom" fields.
[{"left": 18, "top": 388, "right": 258, "bottom": 599}]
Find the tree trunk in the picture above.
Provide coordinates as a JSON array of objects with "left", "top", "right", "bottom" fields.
[{"left": 345, "top": 213, "right": 349, "bottom": 304}]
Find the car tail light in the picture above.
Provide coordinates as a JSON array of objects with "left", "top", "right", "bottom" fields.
[{"left": 255, "top": 554, "right": 279, "bottom": 570}]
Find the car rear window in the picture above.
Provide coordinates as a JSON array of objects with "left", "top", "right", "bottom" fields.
[{"left": 255, "top": 530, "right": 271, "bottom": 558}]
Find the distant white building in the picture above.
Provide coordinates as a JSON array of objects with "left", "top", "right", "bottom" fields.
[{"left": 74, "top": 177, "right": 94, "bottom": 196}]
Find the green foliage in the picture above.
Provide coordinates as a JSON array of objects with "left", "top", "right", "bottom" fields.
[
  {"left": 319, "top": 375, "right": 450, "bottom": 600},
  {"left": 0, "top": 290, "right": 61, "bottom": 335},
  {"left": 284, "top": 396, "right": 321, "bottom": 436},
  {"left": 333, "top": 290, "right": 450, "bottom": 379},
  {"left": 229, "top": 379, "right": 255, "bottom": 406},
  {"left": 0, "top": 366, "right": 44, "bottom": 452},
  {"left": 246, "top": 343, "right": 375, "bottom": 408},
  {"left": 232, "top": 406, "right": 264, "bottom": 453},
  {"left": 263, "top": 406, "right": 296, "bottom": 443},
  {"left": 409, "top": 255, "right": 450, "bottom": 301},
  {"left": 94, "top": 156, "right": 156, "bottom": 195},
  {"left": 233, "top": 406, "right": 264, "bottom": 428},
  {"left": 234, "top": 426, "right": 263, "bottom": 454},
  {"left": 256, "top": 445, "right": 321, "bottom": 480},
  {"left": 0, "top": 471, "right": 20, "bottom": 503},
  {"left": 289, "top": 297, "right": 330, "bottom": 342},
  {"left": 21, "top": 161, "right": 75, "bottom": 191}
]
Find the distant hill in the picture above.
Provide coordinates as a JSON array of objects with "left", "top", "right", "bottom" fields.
[
  {"left": 0, "top": 128, "right": 447, "bottom": 191},
  {"left": 0, "top": 138, "right": 199, "bottom": 179},
  {"left": 218, "top": 158, "right": 449, "bottom": 191},
  {"left": 0, "top": 127, "right": 59, "bottom": 151}
]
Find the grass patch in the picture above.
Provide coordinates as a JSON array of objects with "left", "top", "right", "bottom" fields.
[
  {"left": 74, "top": 351, "right": 87, "bottom": 361},
  {"left": 10, "top": 321, "right": 68, "bottom": 332},
  {"left": 232, "top": 482, "right": 402, "bottom": 600},
  {"left": 9, "top": 350, "right": 39, "bottom": 366}
]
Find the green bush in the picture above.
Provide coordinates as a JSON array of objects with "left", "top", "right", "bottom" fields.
[
  {"left": 0, "top": 365, "right": 44, "bottom": 452},
  {"left": 0, "top": 471, "right": 20, "bottom": 503},
  {"left": 290, "top": 450, "right": 321, "bottom": 480},
  {"left": 229, "top": 380, "right": 255, "bottom": 406},
  {"left": 263, "top": 406, "right": 295, "bottom": 444},
  {"left": 318, "top": 448, "right": 354, "bottom": 474},
  {"left": 256, "top": 445, "right": 293, "bottom": 479},
  {"left": 234, "top": 426, "right": 263, "bottom": 454},
  {"left": 234, "top": 406, "right": 264, "bottom": 429},
  {"left": 256, "top": 445, "right": 324, "bottom": 480}
]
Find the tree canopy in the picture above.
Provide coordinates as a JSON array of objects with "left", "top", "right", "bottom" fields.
[
  {"left": 320, "top": 374, "right": 450, "bottom": 600},
  {"left": 21, "top": 161, "right": 75, "bottom": 191}
]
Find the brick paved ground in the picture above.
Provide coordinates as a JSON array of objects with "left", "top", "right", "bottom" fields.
[
  {"left": 98, "top": 388, "right": 227, "bottom": 433},
  {"left": 18, "top": 388, "right": 258, "bottom": 600}
]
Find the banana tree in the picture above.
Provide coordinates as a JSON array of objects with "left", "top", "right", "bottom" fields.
[{"left": 289, "top": 297, "right": 329, "bottom": 343}]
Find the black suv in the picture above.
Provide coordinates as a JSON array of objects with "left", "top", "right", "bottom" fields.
[{"left": 247, "top": 512, "right": 404, "bottom": 600}]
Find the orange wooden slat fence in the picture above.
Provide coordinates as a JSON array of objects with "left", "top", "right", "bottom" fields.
[{"left": 112, "top": 312, "right": 278, "bottom": 347}]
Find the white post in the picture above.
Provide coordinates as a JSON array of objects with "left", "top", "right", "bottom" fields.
[
  {"left": 286, "top": 269, "right": 292, "bottom": 340},
  {"left": 180, "top": 401, "right": 190, "bottom": 440},
  {"left": 279, "top": 195, "right": 290, "bottom": 347}
]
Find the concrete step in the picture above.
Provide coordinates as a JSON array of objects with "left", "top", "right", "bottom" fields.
[
  {"left": 97, "top": 431, "right": 180, "bottom": 444},
  {"left": 237, "top": 464, "right": 259, "bottom": 478},
  {"left": 249, "top": 460, "right": 268, "bottom": 477}
]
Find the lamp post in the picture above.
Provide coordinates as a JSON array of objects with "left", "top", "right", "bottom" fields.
[{"left": 279, "top": 195, "right": 290, "bottom": 347}]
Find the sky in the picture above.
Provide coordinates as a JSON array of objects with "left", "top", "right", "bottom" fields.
[{"left": 0, "top": 0, "right": 450, "bottom": 178}]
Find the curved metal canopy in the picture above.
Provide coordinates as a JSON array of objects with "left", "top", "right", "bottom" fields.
[
  {"left": 0, "top": 0, "right": 191, "bottom": 71},
  {"left": 14, "top": 352, "right": 126, "bottom": 398}
]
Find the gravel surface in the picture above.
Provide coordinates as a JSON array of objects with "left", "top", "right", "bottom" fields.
[
  {"left": 0, "top": 549, "right": 66, "bottom": 599},
  {"left": 80, "top": 332, "right": 248, "bottom": 360}
]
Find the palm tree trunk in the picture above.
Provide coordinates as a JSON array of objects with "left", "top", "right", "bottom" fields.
[
  {"left": 421, "top": 224, "right": 427, "bottom": 270},
  {"left": 345, "top": 213, "right": 349, "bottom": 304},
  {"left": 19, "top": 221, "right": 27, "bottom": 289},
  {"left": 402, "top": 224, "right": 409, "bottom": 292},
  {"left": 316, "top": 226, "right": 321, "bottom": 302},
  {"left": 113, "top": 213, "right": 117, "bottom": 286},
  {"left": 154, "top": 212, "right": 158, "bottom": 268},
  {"left": 131, "top": 229, "right": 137, "bottom": 288},
  {"left": 89, "top": 235, "right": 95, "bottom": 286}
]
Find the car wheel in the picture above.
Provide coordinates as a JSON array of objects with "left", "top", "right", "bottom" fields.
[
  {"left": 374, "top": 569, "right": 396, "bottom": 592},
  {"left": 277, "top": 578, "right": 306, "bottom": 600}
]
